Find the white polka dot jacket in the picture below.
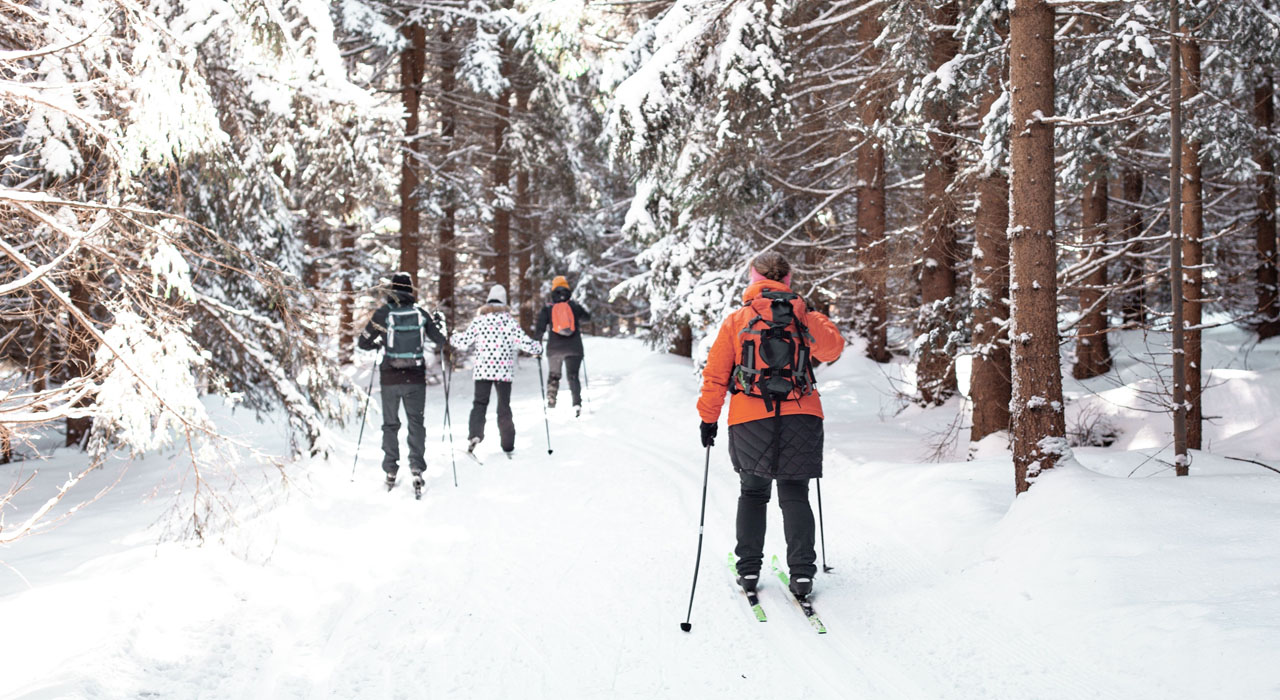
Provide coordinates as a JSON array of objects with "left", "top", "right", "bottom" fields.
[{"left": 452, "top": 304, "right": 543, "bottom": 382}]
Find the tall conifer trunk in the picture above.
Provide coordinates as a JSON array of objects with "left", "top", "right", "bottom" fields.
[
  {"left": 856, "top": 15, "right": 891, "bottom": 364},
  {"left": 1257, "top": 71, "right": 1279, "bottom": 340},
  {"left": 437, "top": 25, "right": 459, "bottom": 331},
  {"left": 1120, "top": 167, "right": 1146, "bottom": 326},
  {"left": 917, "top": 0, "right": 960, "bottom": 404},
  {"left": 1180, "top": 35, "right": 1204, "bottom": 450},
  {"left": 399, "top": 23, "right": 426, "bottom": 286},
  {"left": 1009, "top": 0, "right": 1065, "bottom": 493},
  {"left": 1073, "top": 153, "right": 1112, "bottom": 379},
  {"left": 65, "top": 275, "right": 93, "bottom": 447},
  {"left": 971, "top": 46, "right": 1012, "bottom": 444},
  {"left": 1168, "top": 4, "right": 1189, "bottom": 475},
  {"left": 487, "top": 39, "right": 514, "bottom": 291},
  {"left": 515, "top": 79, "right": 535, "bottom": 332}
]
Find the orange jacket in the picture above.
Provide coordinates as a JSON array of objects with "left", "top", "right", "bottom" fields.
[{"left": 697, "top": 279, "right": 845, "bottom": 426}]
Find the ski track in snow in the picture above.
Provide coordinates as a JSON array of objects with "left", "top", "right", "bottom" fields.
[{"left": 3, "top": 334, "right": 1280, "bottom": 699}]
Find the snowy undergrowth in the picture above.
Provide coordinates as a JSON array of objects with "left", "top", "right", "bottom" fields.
[{"left": 2, "top": 333, "right": 1279, "bottom": 699}]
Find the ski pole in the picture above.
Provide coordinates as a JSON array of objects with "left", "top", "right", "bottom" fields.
[
  {"left": 581, "top": 358, "right": 591, "bottom": 412},
  {"left": 536, "top": 354, "right": 553, "bottom": 454},
  {"left": 350, "top": 360, "right": 378, "bottom": 481},
  {"left": 816, "top": 478, "right": 832, "bottom": 573},
  {"left": 680, "top": 444, "right": 712, "bottom": 632},
  {"left": 440, "top": 346, "right": 457, "bottom": 487}
]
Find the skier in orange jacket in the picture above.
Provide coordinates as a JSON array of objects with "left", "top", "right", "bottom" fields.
[{"left": 697, "top": 251, "right": 845, "bottom": 598}]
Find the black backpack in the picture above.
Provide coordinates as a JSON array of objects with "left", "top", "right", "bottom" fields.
[
  {"left": 384, "top": 304, "right": 425, "bottom": 369},
  {"left": 730, "top": 290, "right": 817, "bottom": 413}
]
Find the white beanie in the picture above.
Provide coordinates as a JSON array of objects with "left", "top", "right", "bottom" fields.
[{"left": 487, "top": 284, "right": 508, "bottom": 306}]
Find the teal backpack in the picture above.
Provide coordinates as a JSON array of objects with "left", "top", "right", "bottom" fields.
[{"left": 385, "top": 305, "right": 425, "bottom": 368}]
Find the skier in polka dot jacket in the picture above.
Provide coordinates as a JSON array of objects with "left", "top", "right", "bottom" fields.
[
  {"left": 452, "top": 285, "right": 542, "bottom": 454},
  {"left": 452, "top": 294, "right": 543, "bottom": 381}
]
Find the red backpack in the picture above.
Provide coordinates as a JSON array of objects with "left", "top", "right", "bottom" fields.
[{"left": 551, "top": 302, "right": 576, "bottom": 336}]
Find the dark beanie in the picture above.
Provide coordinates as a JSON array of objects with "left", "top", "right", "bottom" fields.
[{"left": 390, "top": 272, "right": 414, "bottom": 302}]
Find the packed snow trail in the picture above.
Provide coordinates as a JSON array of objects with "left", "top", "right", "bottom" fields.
[{"left": 3, "top": 333, "right": 1280, "bottom": 699}]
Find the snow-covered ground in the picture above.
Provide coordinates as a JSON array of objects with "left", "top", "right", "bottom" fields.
[{"left": 3, "top": 331, "right": 1280, "bottom": 699}]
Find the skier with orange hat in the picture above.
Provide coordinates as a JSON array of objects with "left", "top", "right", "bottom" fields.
[{"left": 533, "top": 276, "right": 592, "bottom": 416}]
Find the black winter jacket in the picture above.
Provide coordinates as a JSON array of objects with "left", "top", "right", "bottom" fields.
[
  {"left": 533, "top": 287, "right": 592, "bottom": 357},
  {"left": 357, "top": 290, "right": 448, "bottom": 385}
]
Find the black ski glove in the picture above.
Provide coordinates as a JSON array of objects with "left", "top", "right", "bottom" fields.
[{"left": 700, "top": 421, "right": 718, "bottom": 448}]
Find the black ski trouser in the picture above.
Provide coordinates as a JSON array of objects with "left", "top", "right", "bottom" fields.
[
  {"left": 546, "top": 353, "right": 583, "bottom": 406},
  {"left": 381, "top": 382, "right": 427, "bottom": 476},
  {"left": 734, "top": 472, "right": 816, "bottom": 579},
  {"left": 469, "top": 379, "right": 515, "bottom": 452}
]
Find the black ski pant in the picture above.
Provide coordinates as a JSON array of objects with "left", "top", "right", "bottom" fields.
[
  {"left": 734, "top": 472, "right": 816, "bottom": 580},
  {"left": 546, "top": 353, "right": 583, "bottom": 407},
  {"left": 381, "top": 382, "right": 426, "bottom": 476},
  {"left": 469, "top": 379, "right": 515, "bottom": 453}
]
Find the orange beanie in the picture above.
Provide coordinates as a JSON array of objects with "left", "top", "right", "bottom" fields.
[{"left": 552, "top": 276, "right": 570, "bottom": 290}]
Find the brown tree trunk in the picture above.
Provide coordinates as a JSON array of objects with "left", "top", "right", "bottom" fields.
[
  {"left": 1257, "top": 72, "right": 1279, "bottom": 339},
  {"left": 1181, "top": 36, "right": 1204, "bottom": 451},
  {"left": 1072, "top": 157, "right": 1112, "bottom": 379},
  {"left": 970, "top": 61, "right": 1012, "bottom": 444},
  {"left": 32, "top": 310, "right": 48, "bottom": 394},
  {"left": 855, "top": 15, "right": 891, "bottom": 364},
  {"left": 487, "top": 42, "right": 514, "bottom": 291},
  {"left": 670, "top": 322, "right": 693, "bottom": 358},
  {"left": 437, "top": 26, "right": 459, "bottom": 331},
  {"left": 399, "top": 23, "right": 426, "bottom": 286},
  {"left": 519, "top": 213, "right": 540, "bottom": 335},
  {"left": 917, "top": 0, "right": 960, "bottom": 405},
  {"left": 304, "top": 214, "right": 325, "bottom": 349},
  {"left": 1009, "top": 0, "right": 1065, "bottom": 494},
  {"left": 65, "top": 276, "right": 93, "bottom": 447},
  {"left": 515, "top": 80, "right": 536, "bottom": 333},
  {"left": 304, "top": 214, "right": 323, "bottom": 289},
  {"left": 339, "top": 225, "right": 356, "bottom": 366},
  {"left": 803, "top": 221, "right": 834, "bottom": 315},
  {"left": 1168, "top": 8, "right": 1189, "bottom": 475},
  {"left": 1120, "top": 167, "right": 1146, "bottom": 326}
]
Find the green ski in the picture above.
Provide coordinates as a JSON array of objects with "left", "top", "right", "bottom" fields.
[
  {"left": 728, "top": 553, "right": 767, "bottom": 622},
  {"left": 772, "top": 555, "right": 827, "bottom": 634}
]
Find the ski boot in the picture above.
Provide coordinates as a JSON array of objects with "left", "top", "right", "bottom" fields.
[
  {"left": 504, "top": 451, "right": 514, "bottom": 460},
  {"left": 737, "top": 572, "right": 760, "bottom": 594},
  {"left": 467, "top": 437, "right": 481, "bottom": 454},
  {"left": 789, "top": 576, "right": 813, "bottom": 599},
  {"left": 384, "top": 473, "right": 397, "bottom": 491},
  {"left": 574, "top": 404, "right": 582, "bottom": 418},
  {"left": 412, "top": 472, "right": 425, "bottom": 500}
]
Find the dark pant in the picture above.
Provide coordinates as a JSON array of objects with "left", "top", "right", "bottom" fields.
[
  {"left": 469, "top": 380, "right": 515, "bottom": 452},
  {"left": 547, "top": 354, "right": 583, "bottom": 406},
  {"left": 734, "top": 472, "right": 816, "bottom": 579},
  {"left": 381, "top": 383, "right": 426, "bottom": 476}
]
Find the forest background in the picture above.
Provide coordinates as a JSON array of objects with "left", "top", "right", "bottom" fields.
[{"left": 3, "top": 0, "right": 1280, "bottom": 538}]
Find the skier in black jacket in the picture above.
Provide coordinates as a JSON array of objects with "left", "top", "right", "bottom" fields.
[
  {"left": 357, "top": 272, "right": 447, "bottom": 491},
  {"left": 533, "top": 276, "right": 592, "bottom": 415}
]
